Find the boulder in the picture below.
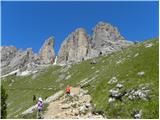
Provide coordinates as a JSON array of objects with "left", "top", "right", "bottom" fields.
[
  {"left": 137, "top": 71, "right": 145, "bottom": 77},
  {"left": 133, "top": 110, "right": 142, "bottom": 119},
  {"left": 127, "top": 87, "right": 150, "bottom": 101},
  {"left": 116, "top": 83, "right": 123, "bottom": 89},
  {"left": 72, "top": 109, "right": 79, "bottom": 116},
  {"left": 79, "top": 105, "right": 87, "bottom": 114},
  {"left": 90, "top": 59, "right": 97, "bottom": 64},
  {"left": 145, "top": 43, "right": 153, "bottom": 48},
  {"left": 108, "top": 97, "right": 115, "bottom": 103},
  {"left": 108, "top": 77, "right": 118, "bottom": 84},
  {"left": 85, "top": 102, "right": 91, "bottom": 108},
  {"left": 109, "top": 89, "right": 120, "bottom": 97}
]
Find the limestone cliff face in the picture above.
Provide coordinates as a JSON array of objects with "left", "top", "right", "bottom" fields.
[
  {"left": 57, "top": 21, "right": 132, "bottom": 65},
  {"left": 89, "top": 21, "right": 132, "bottom": 57},
  {"left": 57, "top": 28, "right": 90, "bottom": 65},
  {"left": 1, "top": 46, "right": 37, "bottom": 75},
  {"left": 39, "top": 37, "right": 55, "bottom": 64},
  {"left": 1, "top": 21, "right": 132, "bottom": 75},
  {"left": 1, "top": 46, "right": 17, "bottom": 69},
  {"left": 1, "top": 37, "right": 56, "bottom": 75}
]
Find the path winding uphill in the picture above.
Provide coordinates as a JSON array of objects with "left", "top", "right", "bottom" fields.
[{"left": 44, "top": 87, "right": 104, "bottom": 119}]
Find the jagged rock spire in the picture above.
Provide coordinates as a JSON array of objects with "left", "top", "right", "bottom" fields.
[
  {"left": 57, "top": 21, "right": 131, "bottom": 65},
  {"left": 39, "top": 36, "right": 55, "bottom": 64},
  {"left": 57, "top": 28, "right": 90, "bottom": 65}
]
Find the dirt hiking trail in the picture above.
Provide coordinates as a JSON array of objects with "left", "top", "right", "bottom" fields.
[{"left": 44, "top": 87, "right": 104, "bottom": 119}]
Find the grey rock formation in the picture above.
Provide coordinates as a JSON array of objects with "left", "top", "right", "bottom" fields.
[
  {"left": 108, "top": 77, "right": 118, "bottom": 84},
  {"left": 57, "top": 21, "right": 132, "bottom": 65},
  {"left": 1, "top": 37, "right": 55, "bottom": 76},
  {"left": 133, "top": 110, "right": 142, "bottom": 119},
  {"left": 57, "top": 28, "right": 90, "bottom": 65},
  {"left": 1, "top": 21, "right": 133, "bottom": 74},
  {"left": 1, "top": 46, "right": 37, "bottom": 75},
  {"left": 137, "top": 71, "right": 145, "bottom": 77},
  {"left": 116, "top": 83, "right": 123, "bottom": 89},
  {"left": 39, "top": 37, "right": 55, "bottom": 64},
  {"left": 1, "top": 46, "right": 17, "bottom": 69},
  {"left": 90, "top": 59, "right": 97, "bottom": 64},
  {"left": 89, "top": 21, "right": 132, "bottom": 57},
  {"left": 128, "top": 87, "right": 150, "bottom": 101}
]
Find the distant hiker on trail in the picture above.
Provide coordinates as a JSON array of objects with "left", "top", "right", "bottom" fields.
[
  {"left": 65, "top": 85, "right": 71, "bottom": 97},
  {"left": 37, "top": 97, "right": 43, "bottom": 119},
  {"left": 33, "top": 95, "right": 36, "bottom": 103}
]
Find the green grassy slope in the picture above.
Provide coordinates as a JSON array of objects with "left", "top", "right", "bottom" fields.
[{"left": 2, "top": 38, "right": 159, "bottom": 118}]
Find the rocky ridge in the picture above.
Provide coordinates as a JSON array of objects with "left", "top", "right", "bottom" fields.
[
  {"left": 57, "top": 21, "right": 133, "bottom": 65},
  {"left": 1, "top": 37, "right": 55, "bottom": 76},
  {"left": 1, "top": 21, "right": 133, "bottom": 76},
  {"left": 90, "top": 22, "right": 132, "bottom": 57}
]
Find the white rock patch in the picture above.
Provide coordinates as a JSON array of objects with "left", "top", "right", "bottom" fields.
[
  {"left": 145, "top": 43, "right": 153, "bottom": 48},
  {"left": 137, "top": 71, "right": 145, "bottom": 77},
  {"left": 134, "top": 53, "right": 139, "bottom": 57},
  {"left": 18, "top": 70, "right": 32, "bottom": 76},
  {"left": 108, "top": 77, "right": 118, "bottom": 84}
]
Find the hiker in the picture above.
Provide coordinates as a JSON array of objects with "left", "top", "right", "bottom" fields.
[
  {"left": 33, "top": 95, "right": 36, "bottom": 103},
  {"left": 37, "top": 97, "right": 43, "bottom": 119},
  {"left": 65, "top": 85, "right": 71, "bottom": 97}
]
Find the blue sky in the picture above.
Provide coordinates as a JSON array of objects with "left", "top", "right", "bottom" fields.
[{"left": 2, "top": 1, "right": 159, "bottom": 54}]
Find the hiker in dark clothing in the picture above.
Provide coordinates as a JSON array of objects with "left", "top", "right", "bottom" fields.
[{"left": 33, "top": 95, "right": 36, "bottom": 103}]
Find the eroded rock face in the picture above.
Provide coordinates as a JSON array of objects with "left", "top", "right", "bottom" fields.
[
  {"left": 1, "top": 21, "right": 133, "bottom": 74},
  {"left": 57, "top": 28, "right": 90, "bottom": 65},
  {"left": 39, "top": 37, "right": 55, "bottom": 64},
  {"left": 1, "top": 37, "right": 55, "bottom": 76},
  {"left": 1, "top": 46, "right": 17, "bottom": 68},
  {"left": 57, "top": 21, "right": 132, "bottom": 65},
  {"left": 90, "top": 21, "right": 132, "bottom": 56},
  {"left": 1, "top": 46, "right": 37, "bottom": 75}
]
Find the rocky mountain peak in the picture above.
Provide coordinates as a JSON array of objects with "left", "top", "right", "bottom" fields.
[
  {"left": 92, "top": 21, "right": 125, "bottom": 47},
  {"left": 89, "top": 21, "right": 130, "bottom": 56},
  {"left": 1, "top": 21, "right": 132, "bottom": 76},
  {"left": 57, "top": 22, "right": 132, "bottom": 65},
  {"left": 1, "top": 37, "right": 56, "bottom": 76},
  {"left": 57, "top": 28, "right": 90, "bottom": 65},
  {"left": 39, "top": 36, "right": 55, "bottom": 64}
]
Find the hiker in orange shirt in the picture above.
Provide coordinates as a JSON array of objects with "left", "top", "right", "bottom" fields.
[{"left": 65, "top": 85, "right": 71, "bottom": 97}]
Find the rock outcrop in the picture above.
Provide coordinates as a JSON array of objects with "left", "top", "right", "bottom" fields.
[
  {"left": 1, "top": 46, "right": 38, "bottom": 75},
  {"left": 39, "top": 37, "right": 55, "bottom": 64},
  {"left": 57, "top": 28, "right": 90, "bottom": 65},
  {"left": 1, "top": 37, "right": 55, "bottom": 76},
  {"left": 1, "top": 21, "right": 133, "bottom": 75},
  {"left": 57, "top": 21, "right": 132, "bottom": 65},
  {"left": 89, "top": 21, "right": 132, "bottom": 57},
  {"left": 1, "top": 46, "right": 17, "bottom": 69}
]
